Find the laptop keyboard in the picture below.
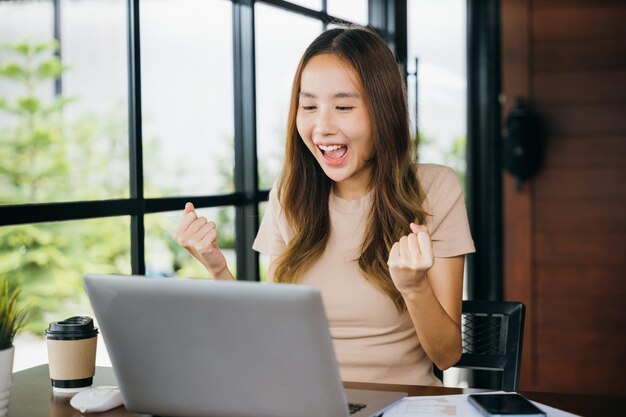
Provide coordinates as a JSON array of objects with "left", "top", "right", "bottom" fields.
[{"left": 349, "top": 402, "right": 367, "bottom": 414}]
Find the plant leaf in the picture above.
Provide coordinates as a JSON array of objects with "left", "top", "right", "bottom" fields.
[
  {"left": 36, "top": 58, "right": 66, "bottom": 80},
  {"left": 0, "top": 61, "right": 29, "bottom": 81},
  {"left": 0, "top": 276, "right": 30, "bottom": 349},
  {"left": 17, "top": 96, "right": 41, "bottom": 114},
  {"left": 34, "top": 39, "right": 59, "bottom": 54},
  {"left": 13, "top": 41, "right": 31, "bottom": 56}
]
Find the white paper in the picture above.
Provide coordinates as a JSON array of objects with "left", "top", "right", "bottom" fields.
[{"left": 382, "top": 392, "right": 581, "bottom": 417}]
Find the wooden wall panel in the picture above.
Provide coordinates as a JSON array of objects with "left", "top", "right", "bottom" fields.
[
  {"left": 535, "top": 335, "right": 626, "bottom": 394},
  {"left": 502, "top": 0, "right": 626, "bottom": 395},
  {"left": 534, "top": 232, "right": 626, "bottom": 263},
  {"left": 533, "top": 103, "right": 626, "bottom": 136},
  {"left": 535, "top": 296, "right": 626, "bottom": 330},
  {"left": 533, "top": 39, "right": 626, "bottom": 72},
  {"left": 542, "top": 136, "right": 626, "bottom": 167},
  {"left": 534, "top": 201, "right": 626, "bottom": 232},
  {"left": 536, "top": 328, "right": 624, "bottom": 362},
  {"left": 535, "top": 358, "right": 625, "bottom": 396},
  {"left": 533, "top": 6, "right": 626, "bottom": 40},
  {"left": 533, "top": 0, "right": 626, "bottom": 8},
  {"left": 536, "top": 265, "right": 626, "bottom": 297},
  {"left": 533, "top": 167, "right": 626, "bottom": 200},
  {"left": 532, "top": 70, "right": 626, "bottom": 103}
]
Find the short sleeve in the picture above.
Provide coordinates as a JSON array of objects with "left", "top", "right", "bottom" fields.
[
  {"left": 421, "top": 165, "right": 476, "bottom": 258},
  {"left": 252, "top": 186, "right": 289, "bottom": 256}
]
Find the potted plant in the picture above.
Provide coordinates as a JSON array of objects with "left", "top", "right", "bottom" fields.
[{"left": 0, "top": 277, "right": 29, "bottom": 416}]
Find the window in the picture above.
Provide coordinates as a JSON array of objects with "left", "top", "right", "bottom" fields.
[
  {"left": 327, "top": 0, "right": 368, "bottom": 25},
  {"left": 1, "top": 0, "right": 129, "bottom": 204},
  {"left": 408, "top": 0, "right": 467, "bottom": 183},
  {"left": 255, "top": 3, "right": 321, "bottom": 189},
  {"left": 289, "top": 0, "right": 321, "bottom": 10},
  {"left": 1, "top": 0, "right": 385, "bottom": 372},
  {"left": 140, "top": 0, "right": 234, "bottom": 198}
]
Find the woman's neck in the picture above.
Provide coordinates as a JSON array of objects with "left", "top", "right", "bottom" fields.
[{"left": 333, "top": 178, "right": 371, "bottom": 200}]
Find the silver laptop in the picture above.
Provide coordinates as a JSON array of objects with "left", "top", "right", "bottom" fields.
[{"left": 83, "top": 274, "right": 406, "bottom": 417}]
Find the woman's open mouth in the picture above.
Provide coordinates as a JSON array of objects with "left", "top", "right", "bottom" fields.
[{"left": 318, "top": 144, "right": 348, "bottom": 166}]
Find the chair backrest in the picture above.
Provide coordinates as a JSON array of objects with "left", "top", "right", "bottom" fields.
[{"left": 436, "top": 300, "right": 525, "bottom": 391}]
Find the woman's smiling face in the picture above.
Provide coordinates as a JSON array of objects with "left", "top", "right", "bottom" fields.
[{"left": 296, "top": 53, "right": 374, "bottom": 199}]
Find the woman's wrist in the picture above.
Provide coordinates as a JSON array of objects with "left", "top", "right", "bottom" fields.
[
  {"left": 208, "top": 262, "right": 234, "bottom": 280},
  {"left": 398, "top": 277, "right": 431, "bottom": 301}
]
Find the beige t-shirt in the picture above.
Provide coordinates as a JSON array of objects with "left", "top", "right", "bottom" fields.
[{"left": 252, "top": 163, "right": 475, "bottom": 385}]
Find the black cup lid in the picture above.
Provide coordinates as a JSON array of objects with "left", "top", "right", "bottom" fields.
[{"left": 45, "top": 316, "right": 99, "bottom": 340}]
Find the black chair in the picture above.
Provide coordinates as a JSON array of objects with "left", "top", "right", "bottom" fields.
[{"left": 435, "top": 300, "right": 525, "bottom": 391}]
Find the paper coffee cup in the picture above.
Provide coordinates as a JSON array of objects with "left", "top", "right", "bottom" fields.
[{"left": 45, "top": 316, "right": 98, "bottom": 393}]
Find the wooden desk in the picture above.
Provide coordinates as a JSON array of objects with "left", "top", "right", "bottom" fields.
[{"left": 7, "top": 365, "right": 626, "bottom": 416}]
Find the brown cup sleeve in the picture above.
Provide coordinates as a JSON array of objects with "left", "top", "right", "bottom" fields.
[{"left": 47, "top": 336, "right": 97, "bottom": 380}]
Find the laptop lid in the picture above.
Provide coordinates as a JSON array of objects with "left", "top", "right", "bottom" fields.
[{"left": 83, "top": 274, "right": 405, "bottom": 417}]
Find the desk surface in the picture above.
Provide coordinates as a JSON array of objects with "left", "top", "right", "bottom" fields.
[{"left": 8, "top": 365, "right": 626, "bottom": 416}]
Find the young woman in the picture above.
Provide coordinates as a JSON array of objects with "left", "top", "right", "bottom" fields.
[{"left": 173, "top": 26, "right": 475, "bottom": 386}]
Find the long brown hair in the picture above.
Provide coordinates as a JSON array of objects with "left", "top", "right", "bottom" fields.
[{"left": 273, "top": 26, "right": 427, "bottom": 312}]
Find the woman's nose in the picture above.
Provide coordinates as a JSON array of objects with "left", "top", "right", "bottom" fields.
[{"left": 313, "top": 108, "right": 336, "bottom": 136}]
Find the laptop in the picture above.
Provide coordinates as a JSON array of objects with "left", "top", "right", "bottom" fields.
[{"left": 83, "top": 274, "right": 406, "bottom": 417}]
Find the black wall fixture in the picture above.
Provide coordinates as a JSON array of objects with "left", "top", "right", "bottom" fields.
[{"left": 502, "top": 97, "right": 544, "bottom": 191}]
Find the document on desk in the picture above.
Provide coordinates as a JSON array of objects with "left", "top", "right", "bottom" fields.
[{"left": 382, "top": 393, "right": 580, "bottom": 417}]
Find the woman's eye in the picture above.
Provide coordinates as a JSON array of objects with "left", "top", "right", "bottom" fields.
[
  {"left": 336, "top": 106, "right": 353, "bottom": 111},
  {"left": 302, "top": 105, "right": 317, "bottom": 111}
]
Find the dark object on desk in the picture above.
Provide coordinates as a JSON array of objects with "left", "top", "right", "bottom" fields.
[
  {"left": 468, "top": 393, "right": 546, "bottom": 416},
  {"left": 435, "top": 301, "right": 525, "bottom": 391}
]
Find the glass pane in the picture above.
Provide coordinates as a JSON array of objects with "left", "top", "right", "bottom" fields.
[
  {"left": 3, "top": 217, "right": 131, "bottom": 371},
  {"left": 145, "top": 206, "right": 237, "bottom": 279},
  {"left": 288, "top": 0, "right": 322, "bottom": 11},
  {"left": 0, "top": 1, "right": 53, "bottom": 106},
  {"left": 258, "top": 202, "right": 269, "bottom": 281},
  {"left": 327, "top": 0, "right": 368, "bottom": 25},
  {"left": 0, "top": 0, "right": 130, "bottom": 205},
  {"left": 408, "top": 0, "right": 467, "bottom": 183},
  {"left": 141, "top": 0, "right": 234, "bottom": 198},
  {"left": 255, "top": 4, "right": 321, "bottom": 189}
]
